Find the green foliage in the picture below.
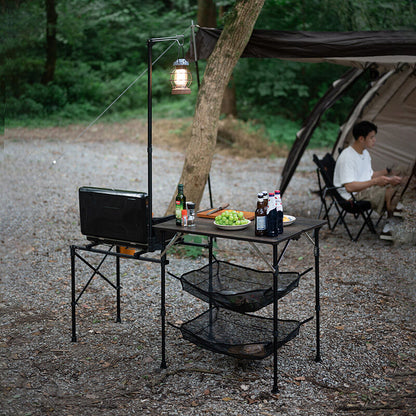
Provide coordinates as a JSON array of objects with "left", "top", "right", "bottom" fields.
[
  {"left": 2, "top": 0, "right": 197, "bottom": 125},
  {"left": 3, "top": 0, "right": 415, "bottom": 149},
  {"left": 258, "top": 114, "right": 340, "bottom": 148},
  {"left": 256, "top": 0, "right": 415, "bottom": 31},
  {"left": 310, "top": 121, "right": 340, "bottom": 148},
  {"left": 235, "top": 58, "right": 347, "bottom": 122},
  {"left": 261, "top": 115, "right": 299, "bottom": 146}
]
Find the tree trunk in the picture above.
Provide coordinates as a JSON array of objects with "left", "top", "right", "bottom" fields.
[
  {"left": 219, "top": 5, "right": 237, "bottom": 117},
  {"left": 41, "top": 0, "right": 57, "bottom": 85},
  {"left": 198, "top": 1, "right": 237, "bottom": 117},
  {"left": 166, "top": 0, "right": 265, "bottom": 214},
  {"left": 197, "top": 0, "right": 216, "bottom": 27},
  {"left": 220, "top": 74, "right": 237, "bottom": 116}
]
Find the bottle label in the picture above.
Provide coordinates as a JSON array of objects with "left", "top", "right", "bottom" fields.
[
  {"left": 176, "top": 201, "right": 182, "bottom": 221},
  {"left": 267, "top": 193, "right": 275, "bottom": 214},
  {"left": 256, "top": 216, "right": 267, "bottom": 231}
]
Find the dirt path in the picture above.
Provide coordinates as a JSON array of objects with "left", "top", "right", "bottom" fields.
[{"left": 1, "top": 125, "right": 415, "bottom": 415}]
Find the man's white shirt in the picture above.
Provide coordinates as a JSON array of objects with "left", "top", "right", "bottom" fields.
[{"left": 333, "top": 146, "right": 373, "bottom": 200}]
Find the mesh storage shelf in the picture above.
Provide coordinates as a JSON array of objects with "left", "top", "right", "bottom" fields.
[
  {"left": 171, "top": 260, "right": 303, "bottom": 313},
  {"left": 178, "top": 307, "right": 304, "bottom": 360}
]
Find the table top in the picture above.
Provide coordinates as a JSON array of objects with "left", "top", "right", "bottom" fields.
[{"left": 153, "top": 217, "right": 326, "bottom": 245}]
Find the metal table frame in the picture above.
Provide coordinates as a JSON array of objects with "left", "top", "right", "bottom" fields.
[
  {"left": 153, "top": 216, "right": 326, "bottom": 393},
  {"left": 70, "top": 242, "right": 163, "bottom": 342}
]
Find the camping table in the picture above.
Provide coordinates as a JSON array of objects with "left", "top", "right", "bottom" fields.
[{"left": 153, "top": 216, "right": 326, "bottom": 392}]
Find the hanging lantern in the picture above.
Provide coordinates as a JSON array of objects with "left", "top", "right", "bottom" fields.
[{"left": 170, "top": 58, "right": 192, "bottom": 95}]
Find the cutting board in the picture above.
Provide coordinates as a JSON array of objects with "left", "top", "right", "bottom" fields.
[{"left": 197, "top": 209, "right": 255, "bottom": 220}]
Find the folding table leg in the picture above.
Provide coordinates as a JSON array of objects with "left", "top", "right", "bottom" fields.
[
  {"left": 272, "top": 244, "right": 279, "bottom": 393},
  {"left": 70, "top": 244, "right": 121, "bottom": 341},
  {"left": 314, "top": 229, "right": 321, "bottom": 362},
  {"left": 71, "top": 245, "right": 77, "bottom": 342},
  {"left": 160, "top": 232, "right": 167, "bottom": 369},
  {"left": 116, "top": 247, "right": 121, "bottom": 323}
]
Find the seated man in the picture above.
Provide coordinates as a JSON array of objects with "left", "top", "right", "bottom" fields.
[{"left": 333, "top": 120, "right": 403, "bottom": 240}]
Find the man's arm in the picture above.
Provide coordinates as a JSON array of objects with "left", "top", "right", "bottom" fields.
[
  {"left": 372, "top": 168, "right": 389, "bottom": 178},
  {"left": 344, "top": 175, "right": 402, "bottom": 193}
]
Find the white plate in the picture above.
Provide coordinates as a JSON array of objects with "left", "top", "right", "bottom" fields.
[
  {"left": 214, "top": 220, "right": 251, "bottom": 231},
  {"left": 283, "top": 215, "right": 296, "bottom": 226}
]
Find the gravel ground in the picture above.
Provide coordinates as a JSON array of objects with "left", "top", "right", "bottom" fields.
[{"left": 1, "top": 132, "right": 415, "bottom": 415}]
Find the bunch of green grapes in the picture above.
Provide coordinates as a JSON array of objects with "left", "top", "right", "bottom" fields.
[{"left": 214, "top": 210, "right": 249, "bottom": 226}]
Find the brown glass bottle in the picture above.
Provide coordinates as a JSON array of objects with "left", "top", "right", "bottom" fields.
[{"left": 255, "top": 192, "right": 267, "bottom": 236}]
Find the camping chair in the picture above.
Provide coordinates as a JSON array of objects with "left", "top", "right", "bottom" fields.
[{"left": 313, "top": 153, "right": 382, "bottom": 241}]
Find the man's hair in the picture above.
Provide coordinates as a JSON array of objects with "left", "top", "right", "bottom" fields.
[{"left": 352, "top": 121, "right": 377, "bottom": 140}]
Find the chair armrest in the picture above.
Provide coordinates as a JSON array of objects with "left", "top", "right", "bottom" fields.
[
  {"left": 326, "top": 185, "right": 346, "bottom": 193},
  {"left": 327, "top": 186, "right": 356, "bottom": 203}
]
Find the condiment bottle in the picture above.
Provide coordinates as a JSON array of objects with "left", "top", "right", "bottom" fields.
[
  {"left": 175, "top": 184, "right": 186, "bottom": 226},
  {"left": 181, "top": 209, "right": 188, "bottom": 226},
  {"left": 187, "top": 202, "right": 195, "bottom": 226}
]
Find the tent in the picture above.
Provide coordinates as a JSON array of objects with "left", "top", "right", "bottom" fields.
[{"left": 188, "top": 27, "right": 416, "bottom": 194}]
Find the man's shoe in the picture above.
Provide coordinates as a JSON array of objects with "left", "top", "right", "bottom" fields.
[
  {"left": 380, "top": 222, "right": 394, "bottom": 241},
  {"left": 379, "top": 230, "right": 394, "bottom": 240},
  {"left": 393, "top": 202, "right": 404, "bottom": 218}
]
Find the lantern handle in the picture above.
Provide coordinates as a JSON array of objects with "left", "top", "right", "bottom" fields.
[{"left": 176, "top": 44, "right": 186, "bottom": 61}]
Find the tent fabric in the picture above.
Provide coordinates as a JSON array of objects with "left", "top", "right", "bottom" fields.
[
  {"left": 333, "top": 66, "right": 416, "bottom": 172},
  {"left": 190, "top": 27, "right": 416, "bottom": 70},
  {"left": 190, "top": 27, "right": 416, "bottom": 194},
  {"left": 281, "top": 65, "right": 416, "bottom": 194},
  {"left": 279, "top": 67, "right": 364, "bottom": 194}
]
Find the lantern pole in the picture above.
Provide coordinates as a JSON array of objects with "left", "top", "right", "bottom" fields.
[{"left": 147, "top": 35, "right": 188, "bottom": 249}]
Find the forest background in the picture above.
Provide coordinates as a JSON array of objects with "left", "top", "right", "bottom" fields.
[{"left": 2, "top": 0, "right": 416, "bottom": 148}]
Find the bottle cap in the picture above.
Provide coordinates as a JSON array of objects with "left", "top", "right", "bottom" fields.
[{"left": 181, "top": 209, "right": 187, "bottom": 215}]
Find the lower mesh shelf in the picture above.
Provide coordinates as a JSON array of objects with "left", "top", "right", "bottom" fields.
[
  {"left": 172, "top": 260, "right": 305, "bottom": 313},
  {"left": 178, "top": 307, "right": 304, "bottom": 360}
]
